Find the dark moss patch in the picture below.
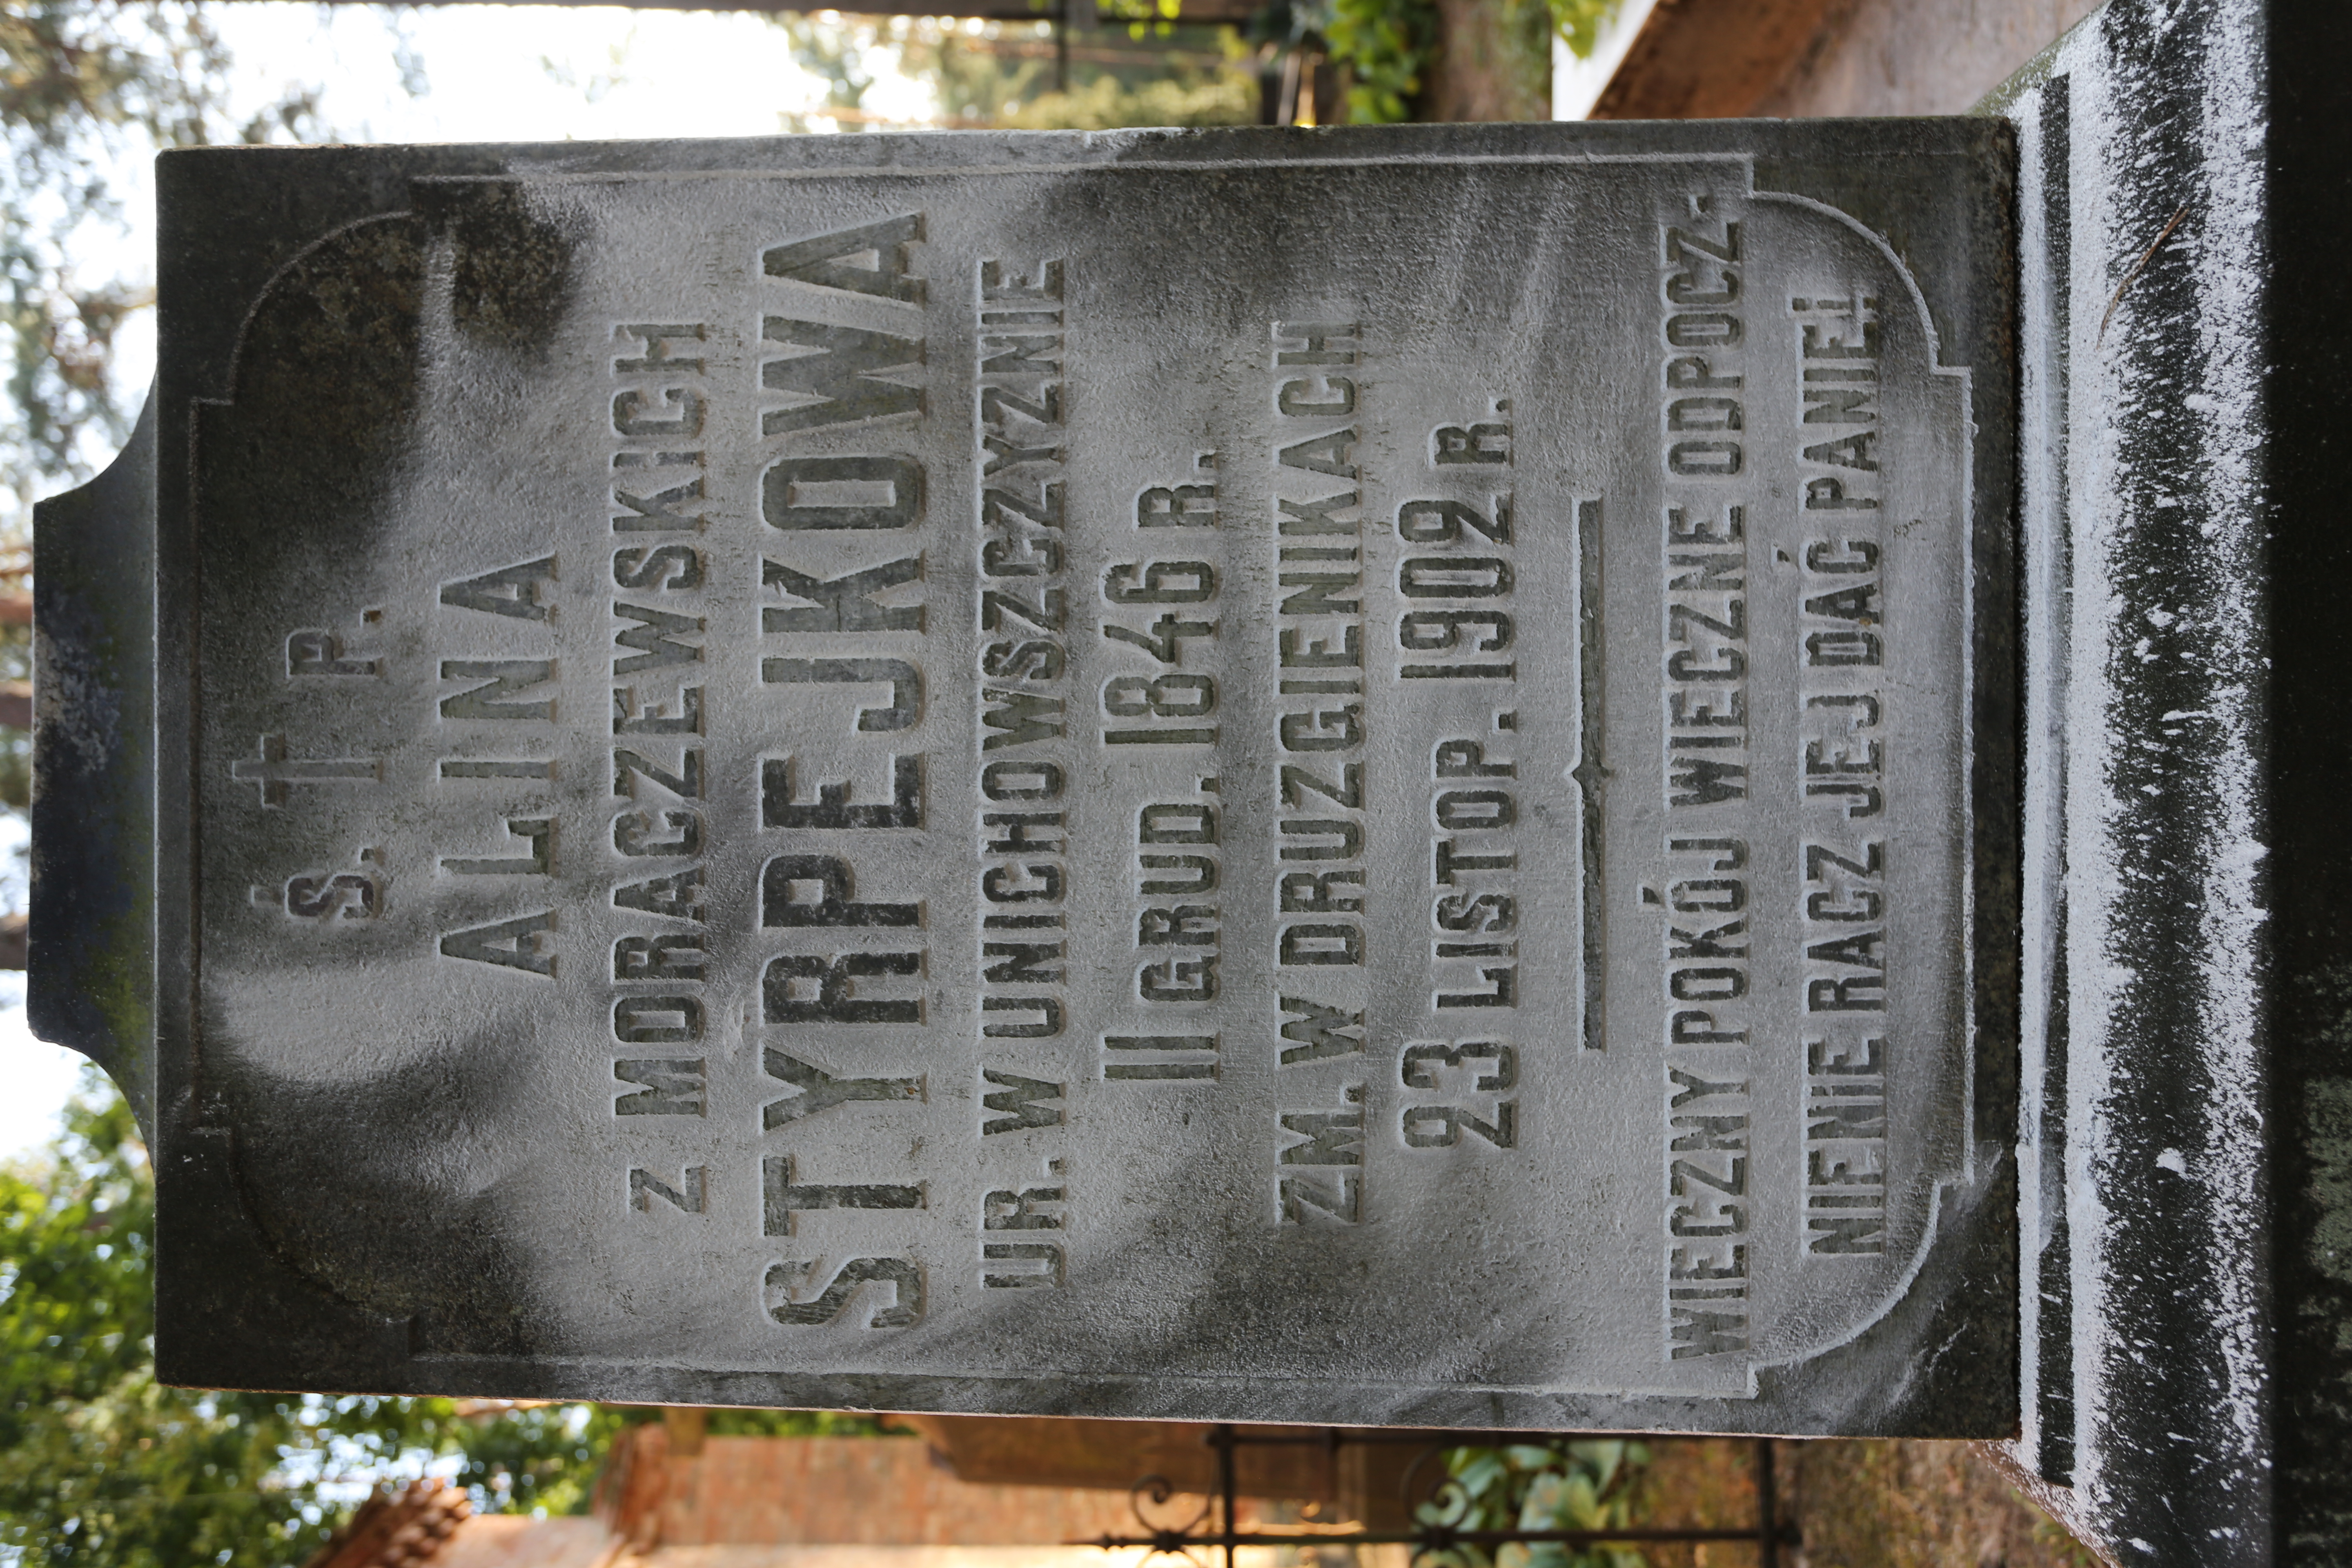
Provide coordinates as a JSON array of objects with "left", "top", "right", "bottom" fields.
[{"left": 425, "top": 180, "right": 580, "bottom": 360}]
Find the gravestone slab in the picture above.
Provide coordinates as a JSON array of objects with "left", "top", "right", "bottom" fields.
[{"left": 33, "top": 122, "right": 2016, "bottom": 1433}]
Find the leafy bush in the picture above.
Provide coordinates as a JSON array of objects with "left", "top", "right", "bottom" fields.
[
  {"left": 1417, "top": 1440, "right": 1652, "bottom": 1568},
  {"left": 0, "top": 1073, "right": 895, "bottom": 1566},
  {"left": 1324, "top": 0, "right": 1435, "bottom": 122},
  {"left": 1544, "top": 0, "right": 1622, "bottom": 60}
]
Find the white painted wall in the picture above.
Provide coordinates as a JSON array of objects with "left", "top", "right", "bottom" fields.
[{"left": 1550, "top": 0, "right": 1661, "bottom": 119}]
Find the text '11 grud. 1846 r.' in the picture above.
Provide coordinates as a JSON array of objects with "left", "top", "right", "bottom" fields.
[{"left": 94, "top": 125, "right": 2013, "bottom": 1431}]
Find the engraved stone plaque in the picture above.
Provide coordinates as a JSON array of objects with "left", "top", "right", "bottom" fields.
[{"left": 38, "top": 122, "right": 2015, "bottom": 1432}]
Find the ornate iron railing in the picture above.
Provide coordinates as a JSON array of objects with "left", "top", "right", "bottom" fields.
[{"left": 1080, "top": 1425, "right": 1798, "bottom": 1568}]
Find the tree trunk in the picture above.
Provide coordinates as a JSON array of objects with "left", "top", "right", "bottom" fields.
[{"left": 1420, "top": 0, "right": 1551, "bottom": 121}]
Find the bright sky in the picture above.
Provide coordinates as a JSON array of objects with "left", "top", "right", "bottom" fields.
[
  {"left": 5, "top": 2, "right": 940, "bottom": 1163},
  {"left": 1551, "top": 0, "right": 1653, "bottom": 119},
  {"left": 97, "top": 1, "right": 939, "bottom": 402},
  {"left": 0, "top": 811, "right": 74, "bottom": 1161},
  {"left": 205, "top": 1, "right": 935, "bottom": 145}
]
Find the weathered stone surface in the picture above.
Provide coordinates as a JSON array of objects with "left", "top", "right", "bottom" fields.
[
  {"left": 34, "top": 121, "right": 2014, "bottom": 1434},
  {"left": 1983, "top": 0, "right": 2352, "bottom": 1561}
]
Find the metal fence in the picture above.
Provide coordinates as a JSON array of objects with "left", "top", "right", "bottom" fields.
[{"left": 1081, "top": 1425, "right": 1799, "bottom": 1567}]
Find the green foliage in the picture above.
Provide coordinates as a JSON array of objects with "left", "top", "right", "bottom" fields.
[
  {"left": 1545, "top": 0, "right": 1624, "bottom": 60},
  {"left": 1323, "top": 0, "right": 1434, "bottom": 123},
  {"left": 787, "top": 13, "right": 1256, "bottom": 132},
  {"left": 996, "top": 69, "right": 1254, "bottom": 129},
  {"left": 0, "top": 612, "right": 26, "bottom": 810},
  {"left": 0, "top": 1076, "right": 320, "bottom": 1565},
  {"left": 0, "top": 1072, "right": 690, "bottom": 1566},
  {"left": 1099, "top": 0, "right": 1184, "bottom": 31},
  {"left": 1418, "top": 1440, "right": 1653, "bottom": 1568}
]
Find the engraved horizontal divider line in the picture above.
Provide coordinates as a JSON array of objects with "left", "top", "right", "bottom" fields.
[
  {"left": 1578, "top": 495, "right": 1606, "bottom": 1053},
  {"left": 441, "top": 760, "right": 557, "bottom": 778},
  {"left": 197, "top": 149, "right": 1985, "bottom": 1403}
]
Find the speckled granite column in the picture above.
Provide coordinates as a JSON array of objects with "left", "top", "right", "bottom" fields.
[{"left": 1989, "top": 0, "right": 2352, "bottom": 1559}]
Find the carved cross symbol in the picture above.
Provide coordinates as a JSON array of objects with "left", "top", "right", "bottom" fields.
[{"left": 231, "top": 733, "right": 382, "bottom": 807}]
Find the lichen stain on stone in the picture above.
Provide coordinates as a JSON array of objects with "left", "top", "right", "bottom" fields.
[
  {"left": 232, "top": 215, "right": 426, "bottom": 438},
  {"left": 2311, "top": 1082, "right": 2352, "bottom": 1303},
  {"left": 220, "top": 1040, "right": 554, "bottom": 1360},
  {"left": 2299, "top": 965, "right": 2352, "bottom": 1310},
  {"left": 430, "top": 181, "right": 580, "bottom": 359},
  {"left": 204, "top": 214, "right": 428, "bottom": 585}
]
